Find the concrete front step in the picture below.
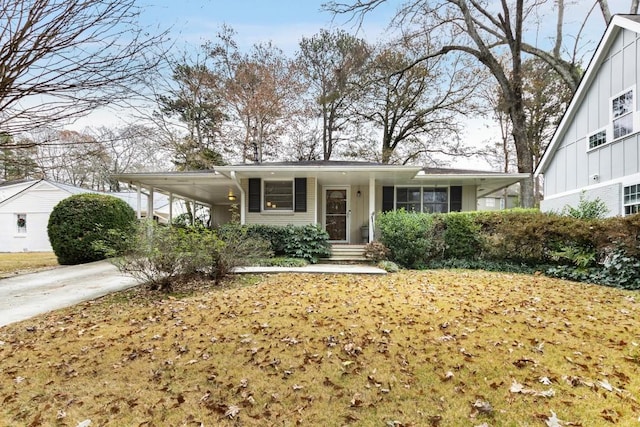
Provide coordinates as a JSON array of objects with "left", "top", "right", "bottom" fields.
[{"left": 326, "top": 244, "right": 367, "bottom": 262}]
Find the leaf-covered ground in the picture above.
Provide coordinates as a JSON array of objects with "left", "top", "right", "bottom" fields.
[
  {"left": 1, "top": 270, "right": 639, "bottom": 426},
  {"left": 0, "top": 252, "right": 58, "bottom": 278}
]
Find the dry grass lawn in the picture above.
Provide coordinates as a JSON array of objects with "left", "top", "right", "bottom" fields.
[
  {"left": 0, "top": 270, "right": 639, "bottom": 426},
  {"left": 0, "top": 252, "right": 58, "bottom": 278}
]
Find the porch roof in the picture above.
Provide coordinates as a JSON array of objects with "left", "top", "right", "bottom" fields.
[{"left": 113, "top": 163, "right": 528, "bottom": 206}]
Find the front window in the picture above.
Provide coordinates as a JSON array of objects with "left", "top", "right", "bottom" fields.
[
  {"left": 423, "top": 188, "right": 448, "bottom": 213},
  {"left": 395, "top": 187, "right": 449, "bottom": 213},
  {"left": 396, "top": 187, "right": 421, "bottom": 212},
  {"left": 16, "top": 213, "right": 27, "bottom": 233},
  {"left": 612, "top": 88, "right": 634, "bottom": 139},
  {"left": 264, "top": 180, "right": 293, "bottom": 210},
  {"left": 624, "top": 184, "right": 640, "bottom": 215}
]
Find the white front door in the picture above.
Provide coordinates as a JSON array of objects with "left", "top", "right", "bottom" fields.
[{"left": 324, "top": 187, "right": 350, "bottom": 242}]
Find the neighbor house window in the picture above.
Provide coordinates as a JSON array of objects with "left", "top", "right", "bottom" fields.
[
  {"left": 612, "top": 88, "right": 635, "bottom": 139},
  {"left": 395, "top": 187, "right": 449, "bottom": 213},
  {"left": 263, "top": 180, "right": 293, "bottom": 210},
  {"left": 588, "top": 129, "right": 607, "bottom": 149},
  {"left": 16, "top": 213, "right": 27, "bottom": 233},
  {"left": 624, "top": 184, "right": 640, "bottom": 215}
]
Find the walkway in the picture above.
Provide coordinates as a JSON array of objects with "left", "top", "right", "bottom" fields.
[{"left": 233, "top": 264, "right": 387, "bottom": 274}]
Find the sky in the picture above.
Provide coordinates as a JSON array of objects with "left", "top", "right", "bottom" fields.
[{"left": 67, "top": 0, "right": 636, "bottom": 169}]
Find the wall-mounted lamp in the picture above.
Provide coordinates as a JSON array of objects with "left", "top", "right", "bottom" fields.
[
  {"left": 228, "top": 189, "right": 237, "bottom": 202},
  {"left": 356, "top": 190, "right": 362, "bottom": 198}
]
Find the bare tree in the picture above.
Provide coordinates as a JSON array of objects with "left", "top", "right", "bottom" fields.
[
  {"left": 0, "top": 0, "right": 168, "bottom": 137},
  {"left": 353, "top": 40, "right": 483, "bottom": 164},
  {"left": 297, "top": 29, "right": 370, "bottom": 160},
  {"left": 208, "top": 27, "right": 303, "bottom": 163}
]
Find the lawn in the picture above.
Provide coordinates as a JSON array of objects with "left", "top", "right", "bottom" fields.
[
  {"left": 0, "top": 252, "right": 58, "bottom": 278},
  {"left": 0, "top": 270, "right": 638, "bottom": 426}
]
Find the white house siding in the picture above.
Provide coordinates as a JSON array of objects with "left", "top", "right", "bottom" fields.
[
  {"left": 541, "top": 28, "right": 640, "bottom": 216},
  {"left": 242, "top": 177, "right": 316, "bottom": 226},
  {"left": 0, "top": 182, "right": 71, "bottom": 252},
  {"left": 540, "top": 182, "right": 622, "bottom": 216}
]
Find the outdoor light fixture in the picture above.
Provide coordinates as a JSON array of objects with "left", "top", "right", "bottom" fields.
[
  {"left": 228, "top": 190, "right": 237, "bottom": 202},
  {"left": 356, "top": 190, "right": 362, "bottom": 198}
]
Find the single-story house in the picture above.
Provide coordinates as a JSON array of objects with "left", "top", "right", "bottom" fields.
[
  {"left": 535, "top": 15, "right": 640, "bottom": 216},
  {"left": 115, "top": 161, "right": 527, "bottom": 244},
  {"left": 0, "top": 179, "right": 185, "bottom": 252}
]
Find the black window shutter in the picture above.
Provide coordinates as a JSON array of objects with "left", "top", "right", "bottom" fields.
[
  {"left": 294, "top": 178, "right": 307, "bottom": 212},
  {"left": 382, "top": 186, "right": 394, "bottom": 212},
  {"left": 248, "top": 178, "right": 261, "bottom": 212},
  {"left": 450, "top": 186, "right": 462, "bottom": 212}
]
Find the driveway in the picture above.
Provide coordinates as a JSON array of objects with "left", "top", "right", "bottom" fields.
[{"left": 0, "top": 260, "right": 140, "bottom": 327}]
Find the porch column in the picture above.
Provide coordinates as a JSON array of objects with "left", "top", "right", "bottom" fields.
[
  {"left": 369, "top": 176, "right": 375, "bottom": 242},
  {"left": 147, "top": 187, "right": 154, "bottom": 221},
  {"left": 136, "top": 186, "right": 142, "bottom": 219}
]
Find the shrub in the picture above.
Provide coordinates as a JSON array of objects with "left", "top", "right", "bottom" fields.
[
  {"left": 216, "top": 223, "right": 273, "bottom": 280},
  {"left": 113, "top": 222, "right": 272, "bottom": 291},
  {"left": 48, "top": 194, "right": 136, "bottom": 265},
  {"left": 561, "top": 192, "right": 609, "bottom": 219},
  {"left": 282, "top": 224, "right": 331, "bottom": 263},
  {"left": 376, "top": 209, "right": 436, "bottom": 268},
  {"left": 363, "top": 241, "right": 390, "bottom": 262},
  {"left": 437, "top": 212, "right": 482, "bottom": 259},
  {"left": 113, "top": 221, "right": 224, "bottom": 291},
  {"left": 246, "top": 224, "right": 330, "bottom": 263},
  {"left": 377, "top": 260, "right": 400, "bottom": 273}
]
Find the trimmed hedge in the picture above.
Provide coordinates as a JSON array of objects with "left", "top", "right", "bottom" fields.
[
  {"left": 48, "top": 194, "right": 137, "bottom": 265},
  {"left": 375, "top": 209, "right": 640, "bottom": 290}
]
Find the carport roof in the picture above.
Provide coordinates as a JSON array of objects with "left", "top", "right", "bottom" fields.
[{"left": 113, "top": 162, "right": 528, "bottom": 206}]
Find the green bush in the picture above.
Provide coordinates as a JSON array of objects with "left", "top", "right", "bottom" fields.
[
  {"left": 561, "top": 192, "right": 609, "bottom": 219},
  {"left": 282, "top": 224, "right": 331, "bottom": 263},
  {"left": 376, "top": 209, "right": 436, "bottom": 268},
  {"left": 48, "top": 194, "right": 136, "bottom": 265},
  {"left": 216, "top": 223, "right": 273, "bottom": 279},
  {"left": 245, "top": 224, "right": 330, "bottom": 263},
  {"left": 437, "top": 212, "right": 482, "bottom": 259}
]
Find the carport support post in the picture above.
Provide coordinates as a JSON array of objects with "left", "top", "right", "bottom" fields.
[
  {"left": 136, "top": 186, "right": 142, "bottom": 219},
  {"left": 169, "top": 193, "right": 174, "bottom": 226},
  {"left": 369, "top": 176, "right": 375, "bottom": 243},
  {"left": 147, "top": 187, "right": 154, "bottom": 222}
]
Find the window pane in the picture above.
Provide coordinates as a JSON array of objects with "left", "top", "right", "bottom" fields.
[
  {"left": 613, "top": 90, "right": 633, "bottom": 118},
  {"left": 264, "top": 181, "right": 293, "bottom": 210},
  {"left": 423, "top": 188, "right": 448, "bottom": 213},
  {"left": 613, "top": 114, "right": 633, "bottom": 139},
  {"left": 588, "top": 130, "right": 607, "bottom": 149}
]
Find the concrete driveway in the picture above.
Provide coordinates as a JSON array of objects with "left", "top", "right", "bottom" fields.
[{"left": 0, "top": 260, "right": 140, "bottom": 327}]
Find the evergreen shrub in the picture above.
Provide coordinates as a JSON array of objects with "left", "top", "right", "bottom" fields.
[{"left": 47, "top": 194, "right": 136, "bottom": 265}]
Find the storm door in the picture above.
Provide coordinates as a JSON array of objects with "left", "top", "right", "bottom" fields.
[{"left": 324, "top": 187, "right": 349, "bottom": 242}]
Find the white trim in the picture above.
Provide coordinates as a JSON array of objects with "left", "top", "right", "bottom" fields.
[{"left": 322, "top": 186, "right": 350, "bottom": 243}]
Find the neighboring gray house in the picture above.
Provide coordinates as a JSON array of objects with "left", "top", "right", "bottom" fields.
[{"left": 535, "top": 15, "right": 640, "bottom": 216}]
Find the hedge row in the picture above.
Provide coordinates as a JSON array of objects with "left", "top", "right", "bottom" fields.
[{"left": 375, "top": 209, "right": 640, "bottom": 289}]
